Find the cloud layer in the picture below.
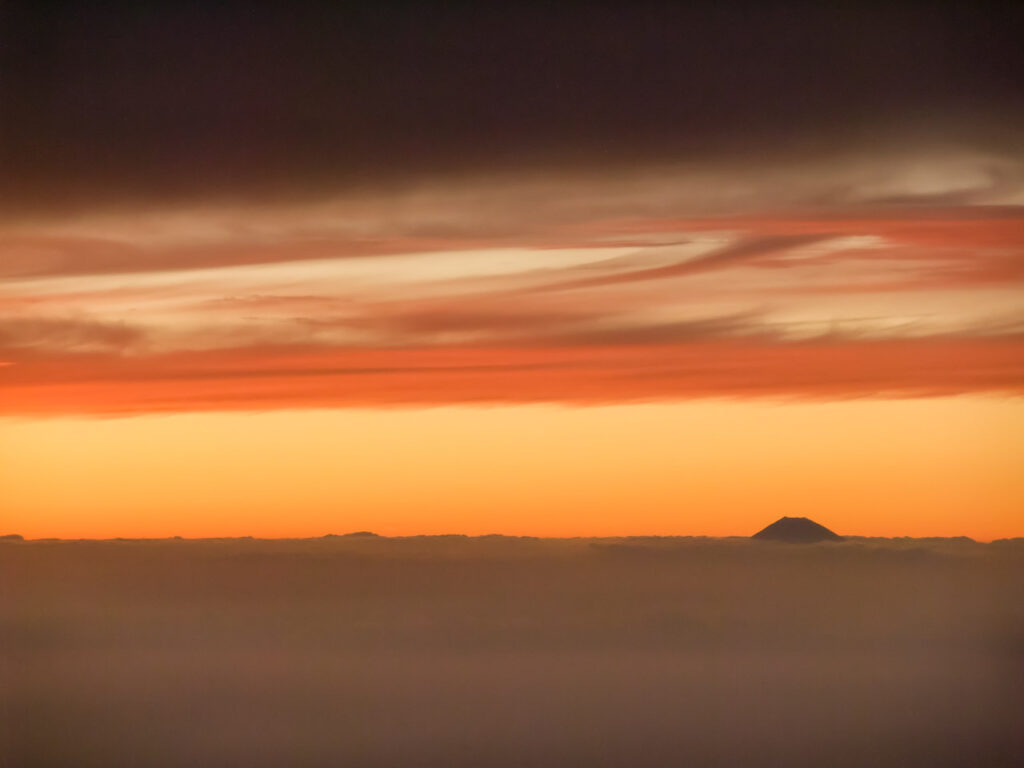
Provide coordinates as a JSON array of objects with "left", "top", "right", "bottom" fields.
[{"left": 2, "top": 152, "right": 1023, "bottom": 415}]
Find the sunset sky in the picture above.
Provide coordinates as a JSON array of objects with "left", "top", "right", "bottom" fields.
[{"left": 2, "top": 5, "right": 1022, "bottom": 539}]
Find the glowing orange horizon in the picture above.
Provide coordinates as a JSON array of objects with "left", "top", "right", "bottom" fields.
[
  {"left": 2, "top": 166, "right": 1022, "bottom": 543},
  {"left": 3, "top": 400, "right": 1021, "bottom": 542}
]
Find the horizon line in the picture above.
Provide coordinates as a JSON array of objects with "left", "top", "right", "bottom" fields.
[{"left": 2, "top": 532, "right": 1010, "bottom": 544}]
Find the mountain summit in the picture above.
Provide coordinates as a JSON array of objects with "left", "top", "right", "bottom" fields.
[{"left": 752, "top": 517, "right": 844, "bottom": 543}]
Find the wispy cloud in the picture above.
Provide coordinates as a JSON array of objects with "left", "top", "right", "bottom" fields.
[
  {"left": 3, "top": 335, "right": 1022, "bottom": 416},
  {"left": 528, "top": 235, "right": 835, "bottom": 292},
  {"left": 2, "top": 150, "right": 1022, "bottom": 415},
  {"left": 0, "top": 317, "right": 145, "bottom": 354}
]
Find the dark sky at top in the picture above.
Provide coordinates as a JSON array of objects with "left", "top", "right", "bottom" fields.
[{"left": 2, "top": 3, "right": 1023, "bottom": 212}]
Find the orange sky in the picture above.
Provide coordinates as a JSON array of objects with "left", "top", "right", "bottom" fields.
[
  {"left": 1, "top": 159, "right": 1023, "bottom": 540},
  {"left": 3, "top": 398, "right": 1022, "bottom": 541}
]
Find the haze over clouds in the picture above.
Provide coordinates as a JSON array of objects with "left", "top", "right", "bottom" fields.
[{"left": 4, "top": 536, "right": 1023, "bottom": 766}]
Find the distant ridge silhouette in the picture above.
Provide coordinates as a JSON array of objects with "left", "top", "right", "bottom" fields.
[{"left": 752, "top": 517, "right": 844, "bottom": 543}]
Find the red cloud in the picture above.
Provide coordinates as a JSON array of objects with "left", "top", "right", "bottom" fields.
[
  {"left": 3, "top": 203, "right": 1021, "bottom": 415},
  {"left": 0, "top": 234, "right": 516, "bottom": 280},
  {"left": 3, "top": 336, "right": 1021, "bottom": 416},
  {"left": 608, "top": 208, "right": 1024, "bottom": 249}
]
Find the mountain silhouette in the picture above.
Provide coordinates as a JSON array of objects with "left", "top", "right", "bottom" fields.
[{"left": 752, "top": 517, "right": 844, "bottom": 543}]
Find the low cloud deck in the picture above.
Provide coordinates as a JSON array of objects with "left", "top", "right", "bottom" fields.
[{"left": 3, "top": 536, "right": 1021, "bottom": 766}]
